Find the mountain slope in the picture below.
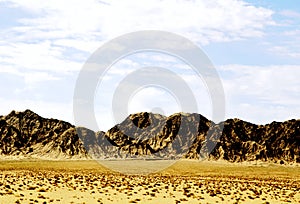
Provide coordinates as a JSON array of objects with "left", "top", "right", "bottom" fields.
[
  {"left": 0, "top": 109, "right": 299, "bottom": 163},
  {"left": 0, "top": 110, "right": 87, "bottom": 158},
  {"left": 209, "top": 119, "right": 300, "bottom": 163},
  {"left": 105, "top": 112, "right": 211, "bottom": 159},
  {"left": 105, "top": 113, "right": 300, "bottom": 163}
]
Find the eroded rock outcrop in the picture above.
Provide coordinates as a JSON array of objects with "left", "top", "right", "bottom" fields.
[
  {"left": 76, "top": 127, "right": 121, "bottom": 159},
  {"left": 0, "top": 110, "right": 87, "bottom": 158},
  {"left": 105, "top": 112, "right": 299, "bottom": 163},
  {"left": 105, "top": 112, "right": 211, "bottom": 159},
  {"left": 0, "top": 109, "right": 299, "bottom": 163},
  {"left": 209, "top": 119, "right": 300, "bottom": 163}
]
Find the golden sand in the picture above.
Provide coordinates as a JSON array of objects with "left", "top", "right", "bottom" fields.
[{"left": 0, "top": 160, "right": 299, "bottom": 203}]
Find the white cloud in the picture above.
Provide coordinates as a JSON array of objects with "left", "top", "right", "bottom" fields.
[
  {"left": 218, "top": 64, "right": 300, "bottom": 123},
  {"left": 283, "top": 30, "right": 300, "bottom": 37},
  {"left": 3, "top": 0, "right": 274, "bottom": 44},
  {"left": 94, "top": 63, "right": 300, "bottom": 129},
  {"left": 0, "top": 98, "right": 74, "bottom": 123},
  {"left": 22, "top": 71, "right": 60, "bottom": 84},
  {"left": 0, "top": 0, "right": 275, "bottom": 82},
  {"left": 93, "top": 53, "right": 214, "bottom": 130},
  {"left": 5, "top": 0, "right": 300, "bottom": 131},
  {"left": 269, "top": 45, "right": 300, "bottom": 59},
  {"left": 0, "top": 41, "right": 82, "bottom": 73},
  {"left": 128, "top": 87, "right": 180, "bottom": 115},
  {"left": 279, "top": 10, "right": 300, "bottom": 18},
  {"left": 267, "top": 26, "right": 300, "bottom": 59}
]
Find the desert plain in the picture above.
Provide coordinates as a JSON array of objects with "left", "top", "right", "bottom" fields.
[{"left": 0, "top": 160, "right": 299, "bottom": 204}]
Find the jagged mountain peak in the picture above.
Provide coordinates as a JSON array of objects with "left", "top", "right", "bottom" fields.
[
  {"left": 0, "top": 109, "right": 87, "bottom": 158},
  {"left": 6, "top": 109, "right": 36, "bottom": 117},
  {"left": 0, "top": 109, "right": 299, "bottom": 163}
]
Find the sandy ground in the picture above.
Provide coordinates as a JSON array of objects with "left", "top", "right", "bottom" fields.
[{"left": 0, "top": 160, "right": 299, "bottom": 203}]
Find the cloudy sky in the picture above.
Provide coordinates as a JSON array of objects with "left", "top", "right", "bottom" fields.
[{"left": 0, "top": 0, "right": 300, "bottom": 131}]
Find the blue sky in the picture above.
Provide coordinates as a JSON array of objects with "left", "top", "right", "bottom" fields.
[{"left": 0, "top": 0, "right": 300, "bottom": 131}]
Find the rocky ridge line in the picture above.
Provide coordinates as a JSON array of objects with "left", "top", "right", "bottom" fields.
[{"left": 0, "top": 110, "right": 299, "bottom": 163}]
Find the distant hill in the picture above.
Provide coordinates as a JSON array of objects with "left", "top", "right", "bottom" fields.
[{"left": 0, "top": 109, "right": 299, "bottom": 163}]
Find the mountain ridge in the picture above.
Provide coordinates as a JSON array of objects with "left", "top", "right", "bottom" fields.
[{"left": 0, "top": 109, "right": 299, "bottom": 163}]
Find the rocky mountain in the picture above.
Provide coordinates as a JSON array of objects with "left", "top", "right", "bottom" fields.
[
  {"left": 104, "top": 112, "right": 211, "bottom": 159},
  {"left": 104, "top": 112, "right": 299, "bottom": 163},
  {"left": 76, "top": 127, "right": 120, "bottom": 159},
  {"left": 0, "top": 110, "right": 87, "bottom": 159},
  {"left": 0, "top": 110, "right": 299, "bottom": 163},
  {"left": 209, "top": 118, "right": 300, "bottom": 163}
]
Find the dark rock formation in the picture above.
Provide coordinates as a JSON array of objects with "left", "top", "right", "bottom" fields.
[
  {"left": 0, "top": 109, "right": 299, "bottom": 163},
  {"left": 209, "top": 119, "right": 300, "bottom": 163},
  {"left": 0, "top": 110, "right": 87, "bottom": 158},
  {"left": 105, "top": 112, "right": 299, "bottom": 163},
  {"left": 76, "top": 127, "right": 121, "bottom": 159},
  {"left": 105, "top": 112, "right": 211, "bottom": 159}
]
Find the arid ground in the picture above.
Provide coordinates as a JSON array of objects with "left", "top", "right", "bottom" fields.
[{"left": 0, "top": 160, "right": 299, "bottom": 204}]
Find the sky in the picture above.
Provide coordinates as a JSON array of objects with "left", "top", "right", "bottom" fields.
[{"left": 0, "top": 0, "right": 300, "bottom": 131}]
